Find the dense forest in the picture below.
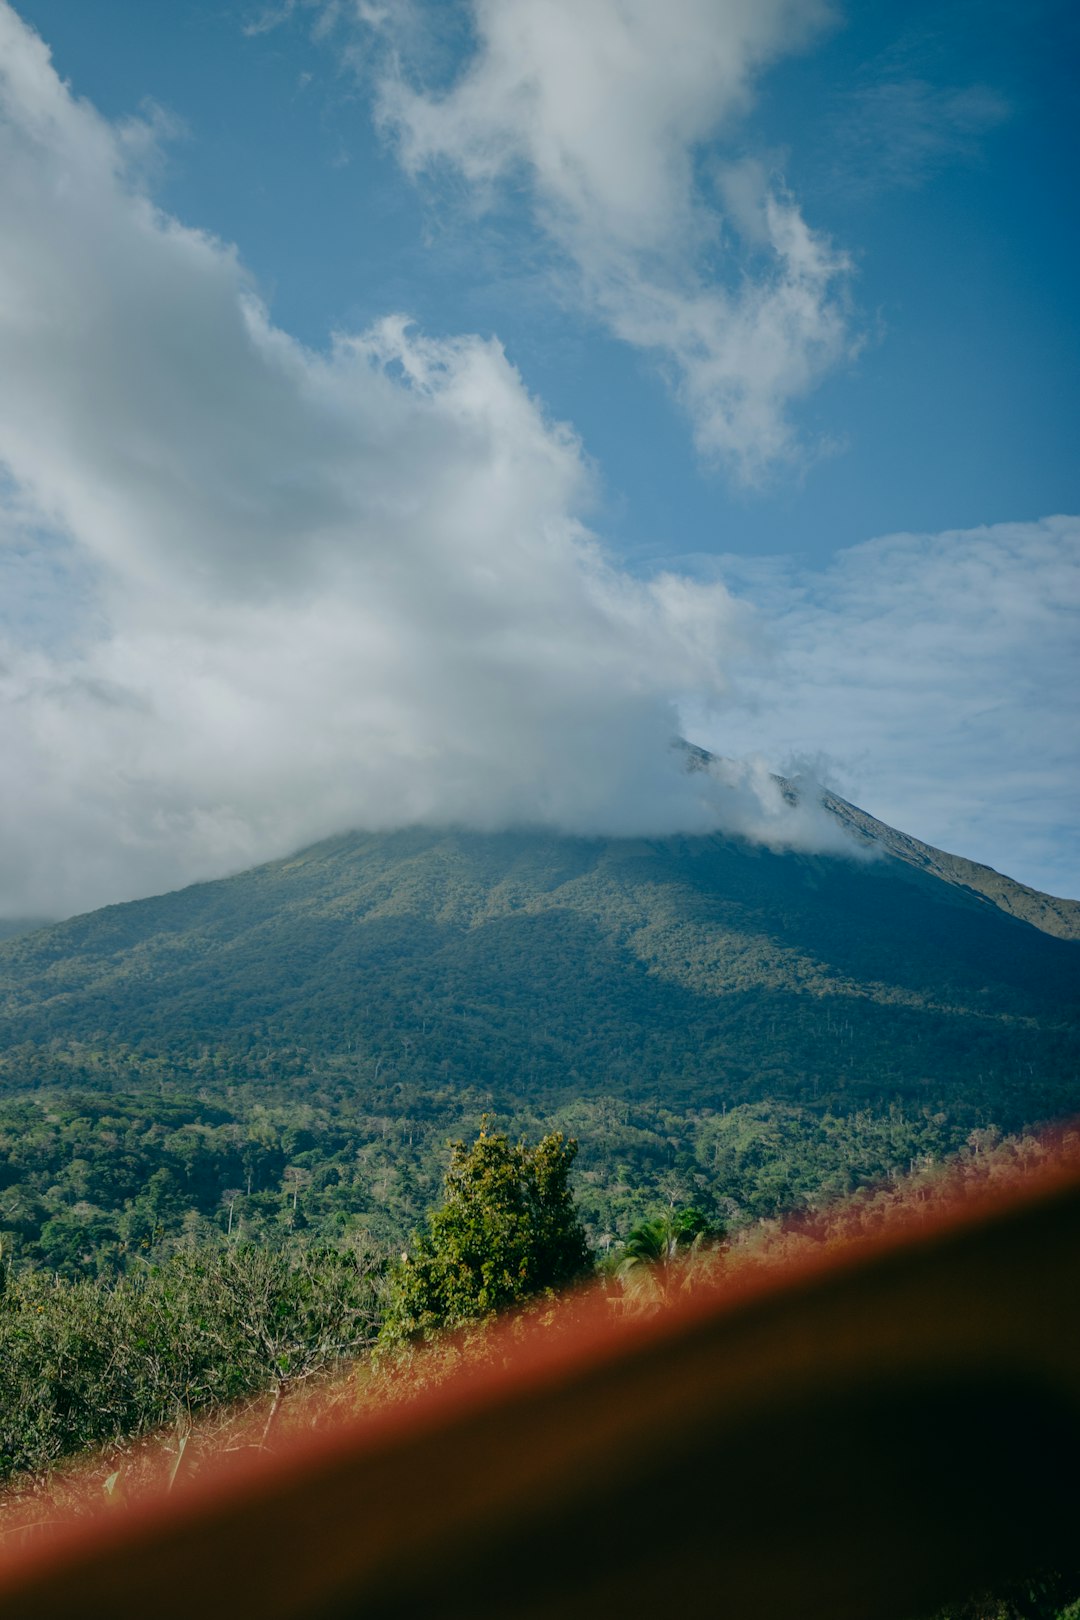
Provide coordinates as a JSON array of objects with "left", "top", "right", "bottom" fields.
[{"left": 0, "top": 1082, "right": 993, "bottom": 1276}]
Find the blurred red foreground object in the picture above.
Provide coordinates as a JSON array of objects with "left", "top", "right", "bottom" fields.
[{"left": 2, "top": 1161, "right": 1079, "bottom": 1620}]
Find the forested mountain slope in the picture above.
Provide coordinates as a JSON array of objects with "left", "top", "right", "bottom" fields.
[{"left": 1, "top": 806, "right": 1076, "bottom": 1127}]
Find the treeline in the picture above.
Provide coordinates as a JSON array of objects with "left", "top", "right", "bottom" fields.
[{"left": 0, "top": 1083, "right": 990, "bottom": 1277}]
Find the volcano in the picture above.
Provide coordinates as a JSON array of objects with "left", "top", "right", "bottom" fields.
[{"left": 1, "top": 779, "right": 1076, "bottom": 1128}]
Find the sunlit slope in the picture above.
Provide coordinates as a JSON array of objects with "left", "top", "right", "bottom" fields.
[{"left": 0, "top": 819, "right": 1076, "bottom": 1122}]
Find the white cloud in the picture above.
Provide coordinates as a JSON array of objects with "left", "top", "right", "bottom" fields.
[
  {"left": 686, "top": 517, "right": 1080, "bottom": 898},
  {"left": 0, "top": 3, "right": 838, "bottom": 919},
  {"left": 2, "top": 6, "right": 1070, "bottom": 919},
  {"left": 366, "top": 0, "right": 854, "bottom": 482}
]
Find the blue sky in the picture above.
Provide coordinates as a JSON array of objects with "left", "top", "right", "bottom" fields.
[{"left": 0, "top": 0, "right": 1077, "bottom": 913}]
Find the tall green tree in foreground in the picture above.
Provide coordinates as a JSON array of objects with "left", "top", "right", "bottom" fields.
[{"left": 381, "top": 1126, "right": 592, "bottom": 1345}]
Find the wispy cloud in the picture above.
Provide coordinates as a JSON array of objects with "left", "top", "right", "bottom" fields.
[
  {"left": 686, "top": 516, "right": 1080, "bottom": 898},
  {"left": 356, "top": 0, "right": 855, "bottom": 483},
  {"left": 830, "top": 73, "right": 1010, "bottom": 196}
]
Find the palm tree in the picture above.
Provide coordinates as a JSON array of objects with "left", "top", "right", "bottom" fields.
[{"left": 615, "top": 1207, "right": 723, "bottom": 1306}]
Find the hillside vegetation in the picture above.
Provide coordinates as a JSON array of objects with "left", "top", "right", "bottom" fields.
[{"left": 0, "top": 824, "right": 1076, "bottom": 1132}]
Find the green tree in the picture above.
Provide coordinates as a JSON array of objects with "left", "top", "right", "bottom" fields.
[{"left": 381, "top": 1125, "right": 591, "bottom": 1344}]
